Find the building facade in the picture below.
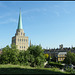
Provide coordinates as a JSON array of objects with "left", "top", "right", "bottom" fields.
[
  {"left": 12, "top": 10, "right": 28, "bottom": 50},
  {"left": 56, "top": 52, "right": 67, "bottom": 62},
  {"left": 44, "top": 49, "right": 67, "bottom": 62}
]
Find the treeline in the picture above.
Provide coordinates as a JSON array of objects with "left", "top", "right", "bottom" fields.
[{"left": 0, "top": 44, "right": 46, "bottom": 67}]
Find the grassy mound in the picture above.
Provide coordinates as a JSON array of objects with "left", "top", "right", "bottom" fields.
[{"left": 0, "top": 64, "right": 70, "bottom": 74}]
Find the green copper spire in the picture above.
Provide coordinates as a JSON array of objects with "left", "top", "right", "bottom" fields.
[{"left": 18, "top": 9, "right": 23, "bottom": 29}]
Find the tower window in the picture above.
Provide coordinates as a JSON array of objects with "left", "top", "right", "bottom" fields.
[
  {"left": 24, "top": 39, "right": 25, "bottom": 42},
  {"left": 26, "top": 39, "right": 27, "bottom": 42},
  {"left": 20, "top": 39, "right": 21, "bottom": 41},
  {"left": 21, "top": 32, "right": 22, "bottom": 35},
  {"left": 24, "top": 46, "right": 25, "bottom": 48},
  {"left": 20, "top": 46, "right": 21, "bottom": 48}
]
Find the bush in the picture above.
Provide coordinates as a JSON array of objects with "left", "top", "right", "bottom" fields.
[
  {"left": 65, "top": 67, "right": 75, "bottom": 74},
  {"left": 48, "top": 62, "right": 64, "bottom": 69}
]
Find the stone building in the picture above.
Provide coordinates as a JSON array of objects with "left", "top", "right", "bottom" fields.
[
  {"left": 12, "top": 10, "right": 28, "bottom": 50},
  {"left": 56, "top": 52, "right": 67, "bottom": 62}
]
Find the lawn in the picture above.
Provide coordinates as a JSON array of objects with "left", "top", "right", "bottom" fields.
[{"left": 0, "top": 64, "right": 70, "bottom": 74}]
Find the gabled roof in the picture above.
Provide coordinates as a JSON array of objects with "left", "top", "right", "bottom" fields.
[{"left": 58, "top": 52, "right": 67, "bottom": 55}]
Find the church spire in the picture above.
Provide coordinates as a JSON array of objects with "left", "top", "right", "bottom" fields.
[{"left": 18, "top": 9, "right": 23, "bottom": 29}]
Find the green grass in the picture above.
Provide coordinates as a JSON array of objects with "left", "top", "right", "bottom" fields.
[{"left": 0, "top": 64, "right": 70, "bottom": 74}]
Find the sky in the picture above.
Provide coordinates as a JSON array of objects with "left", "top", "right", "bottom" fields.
[{"left": 0, "top": 1, "right": 75, "bottom": 49}]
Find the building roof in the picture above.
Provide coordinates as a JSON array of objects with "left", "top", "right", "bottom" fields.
[
  {"left": 58, "top": 52, "right": 67, "bottom": 55},
  {"left": 18, "top": 9, "right": 23, "bottom": 29}
]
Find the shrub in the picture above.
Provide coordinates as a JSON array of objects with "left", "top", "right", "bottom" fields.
[{"left": 48, "top": 62, "right": 64, "bottom": 69}]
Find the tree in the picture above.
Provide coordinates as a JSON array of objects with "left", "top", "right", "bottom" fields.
[
  {"left": 0, "top": 44, "right": 19, "bottom": 64},
  {"left": 63, "top": 51, "right": 75, "bottom": 65},
  {"left": 18, "top": 50, "right": 30, "bottom": 65},
  {"left": 44, "top": 54, "right": 49, "bottom": 61},
  {"left": 27, "top": 45, "right": 46, "bottom": 67},
  {"left": 0, "top": 45, "right": 10, "bottom": 64},
  {"left": 0, "top": 44, "right": 46, "bottom": 67}
]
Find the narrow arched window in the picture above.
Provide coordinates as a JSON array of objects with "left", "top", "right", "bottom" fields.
[
  {"left": 20, "top": 39, "right": 21, "bottom": 41},
  {"left": 24, "top": 39, "right": 25, "bottom": 42},
  {"left": 21, "top": 32, "right": 22, "bottom": 35},
  {"left": 20, "top": 46, "right": 21, "bottom": 48},
  {"left": 24, "top": 46, "right": 25, "bottom": 48},
  {"left": 18, "top": 39, "right": 19, "bottom": 41},
  {"left": 26, "top": 39, "right": 27, "bottom": 42}
]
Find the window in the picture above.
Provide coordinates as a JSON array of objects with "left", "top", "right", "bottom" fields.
[
  {"left": 20, "top": 46, "right": 21, "bottom": 48},
  {"left": 24, "top": 39, "right": 25, "bottom": 42},
  {"left": 20, "top": 39, "right": 21, "bottom": 41},
  {"left": 58, "top": 55, "right": 60, "bottom": 57},
  {"left": 21, "top": 32, "right": 22, "bottom": 35},
  {"left": 22, "top": 46, "right": 23, "bottom": 48},
  {"left": 60, "top": 58, "right": 61, "bottom": 60},
  {"left": 22, "top": 39, "right": 23, "bottom": 41},
  {"left": 61, "top": 55, "right": 62, "bottom": 57},
  {"left": 18, "top": 39, "right": 19, "bottom": 41},
  {"left": 62, "top": 58, "right": 63, "bottom": 60},
  {"left": 24, "top": 46, "right": 25, "bottom": 48},
  {"left": 26, "top": 39, "right": 27, "bottom": 42}
]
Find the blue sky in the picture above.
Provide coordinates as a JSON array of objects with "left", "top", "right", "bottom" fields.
[{"left": 0, "top": 1, "right": 75, "bottom": 49}]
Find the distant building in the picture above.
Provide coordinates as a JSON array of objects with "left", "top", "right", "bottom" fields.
[
  {"left": 56, "top": 52, "right": 67, "bottom": 62},
  {"left": 44, "top": 49, "right": 67, "bottom": 62},
  {"left": 12, "top": 9, "right": 28, "bottom": 50}
]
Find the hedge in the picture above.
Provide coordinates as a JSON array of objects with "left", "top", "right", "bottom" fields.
[{"left": 48, "top": 62, "right": 64, "bottom": 69}]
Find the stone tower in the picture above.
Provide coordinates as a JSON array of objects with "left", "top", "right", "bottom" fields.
[{"left": 12, "top": 9, "right": 28, "bottom": 50}]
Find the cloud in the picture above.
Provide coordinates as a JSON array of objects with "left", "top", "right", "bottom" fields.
[
  {"left": 0, "top": 18, "right": 17, "bottom": 25},
  {"left": 22, "top": 8, "right": 41, "bottom": 15},
  {"left": 62, "top": 8, "right": 71, "bottom": 14},
  {"left": 10, "top": 18, "right": 17, "bottom": 23},
  {"left": 0, "top": 13, "right": 11, "bottom": 19},
  {"left": 42, "top": 8, "right": 47, "bottom": 12},
  {"left": 22, "top": 8, "right": 49, "bottom": 17},
  {"left": 54, "top": 5, "right": 59, "bottom": 8}
]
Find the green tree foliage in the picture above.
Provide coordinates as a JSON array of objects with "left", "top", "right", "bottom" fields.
[
  {"left": 18, "top": 50, "right": 30, "bottom": 65},
  {"left": 0, "top": 44, "right": 19, "bottom": 64},
  {"left": 27, "top": 45, "right": 46, "bottom": 67},
  {"left": 63, "top": 51, "right": 75, "bottom": 65},
  {"left": 44, "top": 54, "right": 49, "bottom": 61},
  {"left": 0, "top": 45, "right": 10, "bottom": 64},
  {"left": 0, "top": 44, "right": 46, "bottom": 67}
]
